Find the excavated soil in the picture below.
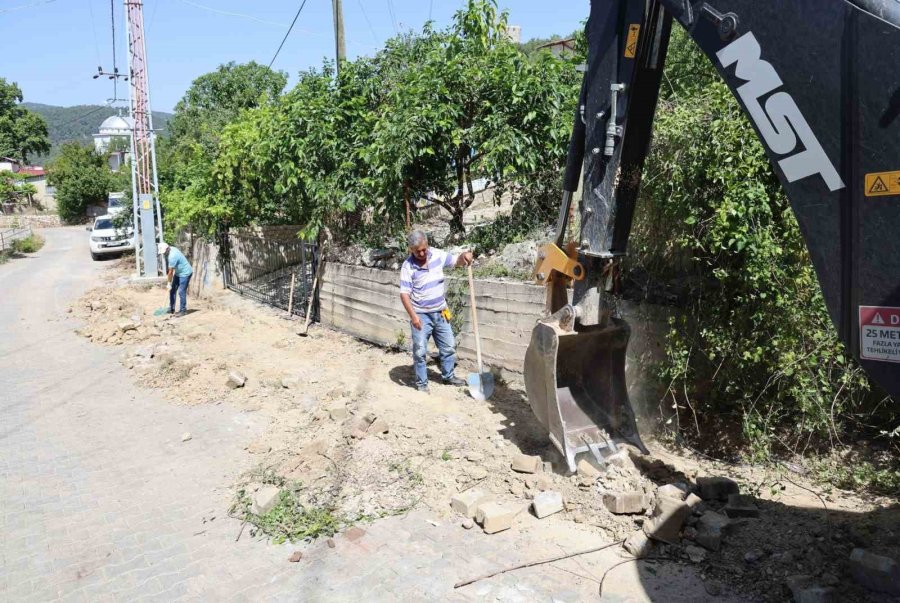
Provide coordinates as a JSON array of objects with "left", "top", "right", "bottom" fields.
[{"left": 72, "top": 261, "right": 899, "bottom": 602}]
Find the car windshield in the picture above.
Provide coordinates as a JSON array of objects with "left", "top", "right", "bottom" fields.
[
  {"left": 95, "top": 219, "right": 114, "bottom": 230},
  {"left": 108, "top": 198, "right": 122, "bottom": 208}
]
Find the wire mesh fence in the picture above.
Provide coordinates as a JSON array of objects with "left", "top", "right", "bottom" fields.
[
  {"left": 0, "top": 226, "right": 33, "bottom": 252},
  {"left": 221, "top": 230, "right": 319, "bottom": 320}
]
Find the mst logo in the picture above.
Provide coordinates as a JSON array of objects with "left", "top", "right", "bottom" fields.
[{"left": 717, "top": 32, "right": 845, "bottom": 192}]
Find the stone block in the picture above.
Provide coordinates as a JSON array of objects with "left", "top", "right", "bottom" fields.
[
  {"left": 849, "top": 548, "right": 900, "bottom": 595},
  {"left": 606, "top": 450, "right": 639, "bottom": 473},
  {"left": 786, "top": 575, "right": 838, "bottom": 603},
  {"left": 576, "top": 459, "right": 601, "bottom": 480},
  {"left": 602, "top": 491, "right": 650, "bottom": 514},
  {"left": 450, "top": 490, "right": 493, "bottom": 518},
  {"left": 643, "top": 497, "right": 690, "bottom": 544},
  {"left": 118, "top": 321, "right": 137, "bottom": 332},
  {"left": 226, "top": 370, "right": 247, "bottom": 389},
  {"left": 697, "top": 476, "right": 739, "bottom": 501},
  {"left": 695, "top": 511, "right": 730, "bottom": 551},
  {"left": 475, "top": 502, "right": 518, "bottom": 534},
  {"left": 684, "top": 492, "right": 704, "bottom": 511},
  {"left": 511, "top": 454, "right": 542, "bottom": 474},
  {"left": 624, "top": 530, "right": 653, "bottom": 558},
  {"left": 724, "top": 493, "right": 760, "bottom": 518},
  {"left": 250, "top": 485, "right": 280, "bottom": 515},
  {"left": 531, "top": 491, "right": 564, "bottom": 519}
]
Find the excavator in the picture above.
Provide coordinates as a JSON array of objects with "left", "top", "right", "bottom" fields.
[{"left": 524, "top": 0, "right": 900, "bottom": 473}]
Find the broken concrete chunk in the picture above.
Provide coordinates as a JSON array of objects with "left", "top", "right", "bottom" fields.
[
  {"left": 576, "top": 459, "right": 601, "bottom": 480},
  {"left": 511, "top": 454, "right": 542, "bottom": 474},
  {"left": 696, "top": 476, "right": 739, "bottom": 501},
  {"left": 181, "top": 432, "right": 192, "bottom": 442},
  {"left": 461, "top": 519, "right": 474, "bottom": 529},
  {"left": 250, "top": 485, "right": 280, "bottom": 515},
  {"left": 624, "top": 529, "right": 654, "bottom": 558},
  {"left": 534, "top": 475, "right": 553, "bottom": 492},
  {"left": 606, "top": 450, "right": 639, "bottom": 473},
  {"left": 603, "top": 491, "right": 650, "bottom": 515},
  {"left": 684, "top": 492, "right": 704, "bottom": 511},
  {"left": 466, "top": 452, "right": 485, "bottom": 463},
  {"left": 849, "top": 548, "right": 900, "bottom": 595},
  {"left": 281, "top": 377, "right": 300, "bottom": 389},
  {"left": 657, "top": 484, "right": 687, "bottom": 501},
  {"left": 684, "top": 545, "right": 707, "bottom": 564},
  {"left": 475, "top": 502, "right": 518, "bottom": 534},
  {"left": 226, "top": 370, "right": 247, "bottom": 389},
  {"left": 695, "top": 511, "right": 731, "bottom": 552},
  {"left": 724, "top": 493, "right": 760, "bottom": 518},
  {"left": 288, "top": 551, "right": 303, "bottom": 562},
  {"left": 531, "top": 491, "right": 564, "bottom": 519},
  {"left": 786, "top": 575, "right": 838, "bottom": 603},
  {"left": 118, "top": 321, "right": 137, "bottom": 332},
  {"left": 450, "top": 490, "right": 493, "bottom": 518},
  {"left": 642, "top": 497, "right": 690, "bottom": 544}
]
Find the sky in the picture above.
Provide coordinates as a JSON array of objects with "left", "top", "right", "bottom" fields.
[{"left": 0, "top": 0, "right": 589, "bottom": 113}]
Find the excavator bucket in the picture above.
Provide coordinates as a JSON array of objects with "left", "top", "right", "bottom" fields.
[{"left": 524, "top": 315, "right": 648, "bottom": 474}]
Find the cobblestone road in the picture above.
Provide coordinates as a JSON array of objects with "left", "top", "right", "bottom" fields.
[{"left": 0, "top": 228, "right": 721, "bottom": 602}]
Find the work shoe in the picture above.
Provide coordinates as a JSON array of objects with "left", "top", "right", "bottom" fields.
[
  {"left": 416, "top": 384, "right": 430, "bottom": 393},
  {"left": 176, "top": 310, "right": 187, "bottom": 317},
  {"left": 167, "top": 308, "right": 175, "bottom": 314},
  {"left": 443, "top": 376, "right": 466, "bottom": 387}
]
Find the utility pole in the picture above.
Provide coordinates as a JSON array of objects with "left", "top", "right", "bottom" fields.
[
  {"left": 125, "top": 0, "right": 163, "bottom": 278},
  {"left": 332, "top": 0, "right": 346, "bottom": 75}
]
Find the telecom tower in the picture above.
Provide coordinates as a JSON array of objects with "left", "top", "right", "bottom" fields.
[{"left": 125, "top": 0, "right": 163, "bottom": 277}]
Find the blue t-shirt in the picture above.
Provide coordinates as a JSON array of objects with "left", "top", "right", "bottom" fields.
[{"left": 167, "top": 247, "right": 193, "bottom": 278}]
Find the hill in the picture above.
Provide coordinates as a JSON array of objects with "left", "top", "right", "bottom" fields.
[{"left": 22, "top": 102, "right": 172, "bottom": 165}]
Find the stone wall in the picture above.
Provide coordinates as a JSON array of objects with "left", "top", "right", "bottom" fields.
[
  {"left": 318, "top": 262, "right": 670, "bottom": 416},
  {"left": 0, "top": 214, "right": 62, "bottom": 229}
]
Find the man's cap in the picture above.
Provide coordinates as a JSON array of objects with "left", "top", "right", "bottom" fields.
[{"left": 158, "top": 242, "right": 170, "bottom": 255}]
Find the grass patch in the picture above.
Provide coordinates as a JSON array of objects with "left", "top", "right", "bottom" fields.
[
  {"left": 231, "top": 473, "right": 341, "bottom": 545},
  {"left": 809, "top": 452, "right": 900, "bottom": 496},
  {"left": 11, "top": 234, "right": 45, "bottom": 254}
]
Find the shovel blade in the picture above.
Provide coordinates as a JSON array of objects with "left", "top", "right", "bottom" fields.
[{"left": 467, "top": 371, "right": 495, "bottom": 401}]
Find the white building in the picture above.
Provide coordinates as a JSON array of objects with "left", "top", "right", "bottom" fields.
[{"left": 93, "top": 114, "right": 134, "bottom": 172}]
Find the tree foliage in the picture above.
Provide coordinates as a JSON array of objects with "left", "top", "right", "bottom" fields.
[
  {"left": 633, "top": 28, "right": 889, "bottom": 461},
  {"left": 0, "top": 79, "right": 51, "bottom": 163},
  {"left": 48, "top": 143, "right": 113, "bottom": 223}
]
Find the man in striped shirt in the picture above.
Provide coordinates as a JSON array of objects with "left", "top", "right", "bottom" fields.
[{"left": 399, "top": 230, "right": 474, "bottom": 392}]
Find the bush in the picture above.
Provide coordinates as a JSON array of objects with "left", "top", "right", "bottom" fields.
[{"left": 11, "top": 233, "right": 44, "bottom": 254}]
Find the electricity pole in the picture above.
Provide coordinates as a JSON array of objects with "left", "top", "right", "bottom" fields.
[
  {"left": 124, "top": 0, "right": 163, "bottom": 278},
  {"left": 332, "top": 0, "right": 346, "bottom": 75}
]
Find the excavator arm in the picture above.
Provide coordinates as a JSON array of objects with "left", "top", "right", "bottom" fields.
[{"left": 526, "top": 0, "right": 900, "bottom": 472}]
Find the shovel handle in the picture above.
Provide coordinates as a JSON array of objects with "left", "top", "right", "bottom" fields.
[{"left": 466, "top": 264, "right": 484, "bottom": 373}]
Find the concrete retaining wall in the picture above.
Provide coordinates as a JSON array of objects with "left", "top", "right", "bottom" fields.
[{"left": 318, "top": 262, "right": 670, "bottom": 415}]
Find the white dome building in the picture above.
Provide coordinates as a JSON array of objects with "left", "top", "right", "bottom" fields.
[{"left": 93, "top": 114, "right": 134, "bottom": 172}]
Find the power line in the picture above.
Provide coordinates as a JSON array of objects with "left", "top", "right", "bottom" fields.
[
  {"left": 385, "top": 0, "right": 398, "bottom": 33},
  {"left": 110, "top": 0, "right": 119, "bottom": 102},
  {"left": 267, "top": 0, "right": 310, "bottom": 69},
  {"left": 87, "top": 0, "right": 103, "bottom": 67},
  {"left": 57, "top": 102, "right": 115, "bottom": 128},
  {"left": 178, "top": 0, "right": 286, "bottom": 28},
  {"left": 356, "top": 0, "right": 378, "bottom": 44}
]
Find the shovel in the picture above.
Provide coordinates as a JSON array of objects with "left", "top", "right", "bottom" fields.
[{"left": 466, "top": 264, "right": 494, "bottom": 401}]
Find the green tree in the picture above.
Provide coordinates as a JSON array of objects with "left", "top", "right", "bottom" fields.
[
  {"left": 0, "top": 79, "right": 51, "bottom": 163},
  {"left": 167, "top": 61, "right": 287, "bottom": 153},
  {"left": 48, "top": 143, "right": 111, "bottom": 223}
]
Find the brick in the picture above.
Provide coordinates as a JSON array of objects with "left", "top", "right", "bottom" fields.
[
  {"left": 696, "top": 476, "right": 738, "bottom": 501},
  {"left": 642, "top": 497, "right": 690, "bottom": 544},
  {"left": 475, "top": 502, "right": 518, "bottom": 534},
  {"left": 250, "top": 486, "right": 280, "bottom": 515},
  {"left": 450, "top": 490, "right": 493, "bottom": 518},
  {"left": 511, "top": 454, "right": 541, "bottom": 474},
  {"left": 576, "top": 459, "right": 601, "bottom": 480},
  {"left": 602, "top": 491, "right": 649, "bottom": 514},
  {"left": 849, "top": 548, "right": 900, "bottom": 595},
  {"left": 531, "top": 491, "right": 564, "bottom": 519}
]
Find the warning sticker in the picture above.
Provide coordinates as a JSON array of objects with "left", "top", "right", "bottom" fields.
[
  {"left": 865, "top": 171, "right": 900, "bottom": 197},
  {"left": 859, "top": 306, "right": 900, "bottom": 363},
  {"left": 624, "top": 24, "right": 640, "bottom": 58}
]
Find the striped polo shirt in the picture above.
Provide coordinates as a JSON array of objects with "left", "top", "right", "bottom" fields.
[{"left": 399, "top": 248, "right": 458, "bottom": 313}]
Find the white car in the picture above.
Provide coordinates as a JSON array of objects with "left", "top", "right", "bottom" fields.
[
  {"left": 88, "top": 214, "right": 134, "bottom": 260},
  {"left": 106, "top": 193, "right": 127, "bottom": 216}
]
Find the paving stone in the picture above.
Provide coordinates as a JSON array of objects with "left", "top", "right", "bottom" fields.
[
  {"left": 475, "top": 502, "right": 518, "bottom": 534},
  {"left": 450, "top": 490, "right": 493, "bottom": 518},
  {"left": 642, "top": 497, "right": 690, "bottom": 544},
  {"left": 511, "top": 454, "right": 542, "bottom": 474},
  {"left": 603, "top": 491, "right": 650, "bottom": 514},
  {"left": 531, "top": 491, "right": 564, "bottom": 519}
]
